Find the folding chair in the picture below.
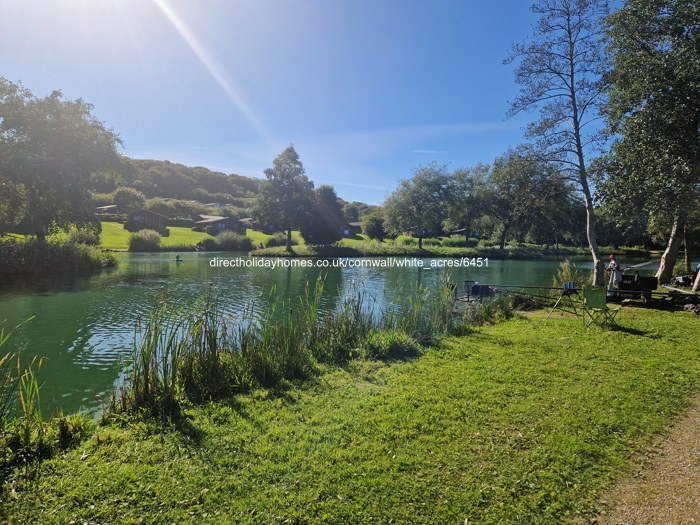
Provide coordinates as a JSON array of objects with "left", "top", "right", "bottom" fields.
[{"left": 582, "top": 286, "right": 620, "bottom": 328}]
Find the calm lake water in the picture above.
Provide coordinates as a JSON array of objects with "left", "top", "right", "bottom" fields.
[{"left": 0, "top": 252, "right": 654, "bottom": 415}]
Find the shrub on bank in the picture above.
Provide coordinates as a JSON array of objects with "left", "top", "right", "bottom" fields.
[
  {"left": 264, "top": 232, "right": 298, "bottom": 248},
  {"left": 0, "top": 238, "right": 116, "bottom": 274},
  {"left": 215, "top": 231, "right": 253, "bottom": 251},
  {"left": 197, "top": 231, "right": 253, "bottom": 252},
  {"left": 440, "top": 236, "right": 479, "bottom": 248},
  {"left": 65, "top": 226, "right": 101, "bottom": 246},
  {"left": 128, "top": 229, "right": 161, "bottom": 252}
]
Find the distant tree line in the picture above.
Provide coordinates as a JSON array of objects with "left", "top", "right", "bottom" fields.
[
  {"left": 380, "top": 153, "right": 585, "bottom": 250},
  {"left": 383, "top": 0, "right": 700, "bottom": 289}
]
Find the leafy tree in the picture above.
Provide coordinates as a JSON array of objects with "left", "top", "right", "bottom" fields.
[
  {"left": 0, "top": 177, "right": 25, "bottom": 235},
  {"left": 527, "top": 193, "right": 586, "bottom": 247},
  {"left": 505, "top": 0, "right": 610, "bottom": 284},
  {"left": 383, "top": 163, "right": 450, "bottom": 249},
  {"left": 112, "top": 186, "right": 146, "bottom": 215},
  {"left": 602, "top": 0, "right": 700, "bottom": 286},
  {"left": 145, "top": 197, "right": 178, "bottom": 218},
  {"left": 252, "top": 145, "right": 315, "bottom": 251},
  {"left": 343, "top": 203, "right": 360, "bottom": 223},
  {"left": 0, "top": 78, "right": 121, "bottom": 240},
  {"left": 362, "top": 211, "right": 386, "bottom": 242},
  {"left": 486, "top": 148, "right": 569, "bottom": 249},
  {"left": 300, "top": 185, "right": 345, "bottom": 246},
  {"left": 444, "top": 163, "right": 490, "bottom": 246}
]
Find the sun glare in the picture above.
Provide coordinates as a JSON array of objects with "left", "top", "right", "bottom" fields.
[{"left": 152, "top": 0, "right": 270, "bottom": 140}]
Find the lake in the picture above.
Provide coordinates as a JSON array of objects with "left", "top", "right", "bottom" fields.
[{"left": 0, "top": 252, "right": 650, "bottom": 415}]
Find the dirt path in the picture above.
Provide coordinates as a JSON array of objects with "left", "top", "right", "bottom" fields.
[{"left": 593, "top": 397, "right": 700, "bottom": 524}]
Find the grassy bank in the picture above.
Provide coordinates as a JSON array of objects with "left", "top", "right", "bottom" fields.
[
  {"left": 252, "top": 242, "right": 591, "bottom": 259},
  {"left": 2, "top": 305, "right": 699, "bottom": 524}
]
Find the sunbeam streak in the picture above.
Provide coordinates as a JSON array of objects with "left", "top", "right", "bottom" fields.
[{"left": 153, "top": 0, "right": 270, "bottom": 140}]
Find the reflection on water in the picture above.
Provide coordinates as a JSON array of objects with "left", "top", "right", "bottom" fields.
[{"left": 0, "top": 252, "right": 651, "bottom": 415}]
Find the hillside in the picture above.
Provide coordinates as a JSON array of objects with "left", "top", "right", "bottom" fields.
[{"left": 92, "top": 158, "right": 262, "bottom": 208}]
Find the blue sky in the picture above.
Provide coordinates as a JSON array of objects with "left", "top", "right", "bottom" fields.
[{"left": 1, "top": 0, "right": 539, "bottom": 205}]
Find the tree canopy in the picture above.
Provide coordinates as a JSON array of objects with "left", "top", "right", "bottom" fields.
[
  {"left": 300, "top": 185, "right": 345, "bottom": 246},
  {"left": 486, "top": 148, "right": 572, "bottom": 249},
  {"left": 383, "top": 163, "right": 451, "bottom": 249},
  {"left": 0, "top": 78, "right": 122, "bottom": 239},
  {"left": 602, "top": 0, "right": 700, "bottom": 284},
  {"left": 112, "top": 187, "right": 146, "bottom": 215},
  {"left": 362, "top": 211, "right": 386, "bottom": 242}
]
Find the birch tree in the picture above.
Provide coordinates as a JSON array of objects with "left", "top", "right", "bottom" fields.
[{"left": 505, "top": 0, "right": 610, "bottom": 285}]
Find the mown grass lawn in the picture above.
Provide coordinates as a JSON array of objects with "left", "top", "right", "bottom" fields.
[
  {"left": 160, "top": 227, "right": 211, "bottom": 249},
  {"left": 99, "top": 221, "right": 132, "bottom": 250},
  {"left": 100, "top": 221, "right": 212, "bottom": 251},
  {"left": 3, "top": 306, "right": 700, "bottom": 524}
]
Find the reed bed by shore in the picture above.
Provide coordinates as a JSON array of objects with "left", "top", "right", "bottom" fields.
[{"left": 112, "top": 276, "right": 500, "bottom": 416}]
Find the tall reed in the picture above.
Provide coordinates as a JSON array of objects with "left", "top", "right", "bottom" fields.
[
  {"left": 113, "top": 276, "right": 508, "bottom": 416},
  {"left": 234, "top": 287, "right": 314, "bottom": 388},
  {"left": 17, "top": 355, "right": 44, "bottom": 445},
  {"left": 178, "top": 288, "right": 232, "bottom": 401},
  {"left": 0, "top": 328, "right": 15, "bottom": 428},
  {"left": 117, "top": 293, "right": 194, "bottom": 415},
  {"left": 382, "top": 275, "right": 456, "bottom": 343}
]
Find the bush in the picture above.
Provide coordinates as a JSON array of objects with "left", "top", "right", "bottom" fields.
[
  {"left": 199, "top": 238, "right": 219, "bottom": 251},
  {"left": 128, "top": 229, "right": 161, "bottom": 252},
  {"left": 393, "top": 236, "right": 417, "bottom": 246},
  {"left": 216, "top": 231, "right": 253, "bottom": 251},
  {"left": 0, "top": 239, "right": 116, "bottom": 274},
  {"left": 441, "top": 237, "right": 478, "bottom": 248},
  {"left": 265, "top": 232, "right": 298, "bottom": 248},
  {"left": 66, "top": 226, "right": 100, "bottom": 246},
  {"left": 421, "top": 238, "right": 441, "bottom": 247}
]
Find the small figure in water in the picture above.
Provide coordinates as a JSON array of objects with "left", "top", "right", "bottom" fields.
[{"left": 175, "top": 254, "right": 183, "bottom": 263}]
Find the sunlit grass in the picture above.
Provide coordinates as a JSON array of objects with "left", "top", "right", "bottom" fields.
[
  {"left": 3, "top": 306, "right": 700, "bottom": 524},
  {"left": 160, "top": 228, "right": 211, "bottom": 249},
  {"left": 100, "top": 221, "right": 212, "bottom": 251},
  {"left": 99, "top": 221, "right": 131, "bottom": 250}
]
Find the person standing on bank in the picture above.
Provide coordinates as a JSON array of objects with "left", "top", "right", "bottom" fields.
[{"left": 606, "top": 254, "right": 622, "bottom": 292}]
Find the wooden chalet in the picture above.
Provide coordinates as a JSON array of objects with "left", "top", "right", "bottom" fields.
[{"left": 124, "top": 209, "right": 169, "bottom": 235}]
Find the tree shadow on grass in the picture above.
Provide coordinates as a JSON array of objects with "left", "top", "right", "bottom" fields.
[{"left": 609, "top": 325, "right": 652, "bottom": 337}]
